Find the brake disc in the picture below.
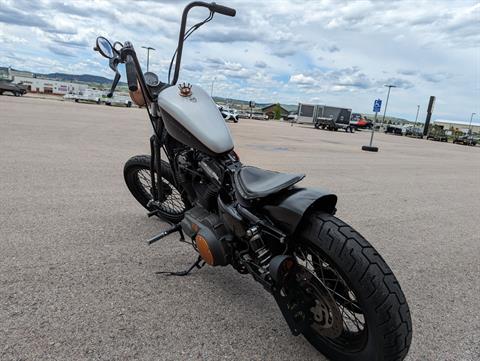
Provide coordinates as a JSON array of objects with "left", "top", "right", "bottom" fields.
[{"left": 296, "top": 267, "right": 343, "bottom": 338}]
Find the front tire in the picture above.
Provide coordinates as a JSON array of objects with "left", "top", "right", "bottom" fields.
[
  {"left": 123, "top": 155, "right": 187, "bottom": 223},
  {"left": 294, "top": 212, "right": 412, "bottom": 361}
]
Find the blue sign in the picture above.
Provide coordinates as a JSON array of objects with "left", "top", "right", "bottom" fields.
[{"left": 373, "top": 99, "right": 382, "bottom": 113}]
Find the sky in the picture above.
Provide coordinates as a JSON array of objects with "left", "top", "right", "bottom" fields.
[{"left": 0, "top": 0, "right": 479, "bottom": 123}]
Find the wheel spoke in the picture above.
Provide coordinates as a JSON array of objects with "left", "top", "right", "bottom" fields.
[
  {"left": 135, "top": 168, "right": 185, "bottom": 215},
  {"left": 294, "top": 245, "right": 366, "bottom": 336}
]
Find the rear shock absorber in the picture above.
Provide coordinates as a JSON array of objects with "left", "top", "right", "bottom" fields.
[{"left": 246, "top": 226, "right": 272, "bottom": 273}]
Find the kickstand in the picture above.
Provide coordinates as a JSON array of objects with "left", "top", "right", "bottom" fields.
[{"left": 156, "top": 256, "right": 205, "bottom": 276}]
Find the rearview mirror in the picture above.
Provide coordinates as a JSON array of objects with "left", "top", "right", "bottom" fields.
[{"left": 96, "top": 36, "right": 114, "bottom": 59}]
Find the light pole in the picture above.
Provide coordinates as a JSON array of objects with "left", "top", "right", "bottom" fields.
[
  {"left": 141, "top": 46, "right": 155, "bottom": 72},
  {"left": 468, "top": 112, "right": 476, "bottom": 134},
  {"left": 382, "top": 84, "right": 396, "bottom": 124},
  {"left": 210, "top": 76, "right": 216, "bottom": 97}
]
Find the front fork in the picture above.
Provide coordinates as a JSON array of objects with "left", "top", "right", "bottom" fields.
[{"left": 149, "top": 134, "right": 163, "bottom": 203}]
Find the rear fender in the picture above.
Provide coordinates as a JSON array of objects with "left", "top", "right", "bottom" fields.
[{"left": 261, "top": 187, "right": 337, "bottom": 235}]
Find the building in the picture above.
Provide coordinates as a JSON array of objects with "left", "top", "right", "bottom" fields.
[
  {"left": 433, "top": 120, "right": 480, "bottom": 134},
  {"left": 1, "top": 67, "right": 86, "bottom": 95},
  {"left": 261, "top": 104, "right": 289, "bottom": 119}
]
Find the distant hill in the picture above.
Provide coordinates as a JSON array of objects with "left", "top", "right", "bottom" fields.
[
  {"left": 41, "top": 72, "right": 122, "bottom": 85},
  {"left": 0, "top": 66, "right": 125, "bottom": 86},
  {"left": 363, "top": 113, "right": 411, "bottom": 124}
]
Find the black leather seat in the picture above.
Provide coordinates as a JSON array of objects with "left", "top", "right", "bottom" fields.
[{"left": 234, "top": 166, "right": 305, "bottom": 200}]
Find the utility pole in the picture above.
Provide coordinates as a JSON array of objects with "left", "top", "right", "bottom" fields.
[
  {"left": 413, "top": 105, "right": 420, "bottom": 129},
  {"left": 382, "top": 84, "right": 396, "bottom": 124},
  {"left": 141, "top": 46, "right": 155, "bottom": 72},
  {"left": 468, "top": 112, "right": 476, "bottom": 135}
]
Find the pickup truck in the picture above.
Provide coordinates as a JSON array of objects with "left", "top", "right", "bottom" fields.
[
  {"left": 0, "top": 81, "right": 27, "bottom": 96},
  {"left": 426, "top": 131, "right": 448, "bottom": 142},
  {"left": 453, "top": 135, "right": 477, "bottom": 146}
]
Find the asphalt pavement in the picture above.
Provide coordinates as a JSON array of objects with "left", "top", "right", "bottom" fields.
[{"left": 1, "top": 95, "right": 479, "bottom": 360}]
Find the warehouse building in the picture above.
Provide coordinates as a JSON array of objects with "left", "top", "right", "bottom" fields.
[
  {"left": 0, "top": 67, "right": 86, "bottom": 95},
  {"left": 433, "top": 120, "right": 480, "bottom": 134}
]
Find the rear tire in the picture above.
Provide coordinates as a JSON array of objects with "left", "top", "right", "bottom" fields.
[
  {"left": 124, "top": 155, "right": 186, "bottom": 223},
  {"left": 295, "top": 212, "right": 412, "bottom": 361}
]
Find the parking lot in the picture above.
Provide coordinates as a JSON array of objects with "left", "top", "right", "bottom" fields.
[{"left": 1, "top": 95, "right": 479, "bottom": 360}]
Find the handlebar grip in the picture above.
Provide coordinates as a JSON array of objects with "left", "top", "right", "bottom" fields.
[
  {"left": 209, "top": 2, "right": 236, "bottom": 16},
  {"left": 125, "top": 55, "right": 138, "bottom": 92}
]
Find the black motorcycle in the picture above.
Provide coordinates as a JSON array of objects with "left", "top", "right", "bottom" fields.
[{"left": 94, "top": 2, "right": 412, "bottom": 360}]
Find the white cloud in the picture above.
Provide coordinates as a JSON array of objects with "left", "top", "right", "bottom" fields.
[
  {"left": 290, "top": 74, "right": 316, "bottom": 86},
  {"left": 0, "top": 0, "right": 478, "bottom": 121}
]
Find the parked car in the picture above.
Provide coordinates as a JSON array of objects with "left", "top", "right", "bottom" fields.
[
  {"left": 405, "top": 127, "right": 424, "bottom": 139},
  {"left": 385, "top": 125, "right": 403, "bottom": 135},
  {"left": 237, "top": 111, "right": 250, "bottom": 119},
  {"left": 104, "top": 94, "right": 133, "bottom": 107},
  {"left": 286, "top": 112, "right": 298, "bottom": 123},
  {"left": 350, "top": 113, "right": 372, "bottom": 130},
  {"left": 0, "top": 80, "right": 27, "bottom": 96},
  {"left": 453, "top": 135, "right": 477, "bottom": 146},
  {"left": 216, "top": 105, "right": 238, "bottom": 123},
  {"left": 250, "top": 112, "right": 268, "bottom": 120}
]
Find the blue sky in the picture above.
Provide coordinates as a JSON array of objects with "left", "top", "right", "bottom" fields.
[{"left": 0, "top": 0, "right": 479, "bottom": 123}]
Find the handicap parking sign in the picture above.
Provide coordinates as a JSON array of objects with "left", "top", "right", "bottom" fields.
[{"left": 373, "top": 99, "right": 382, "bottom": 113}]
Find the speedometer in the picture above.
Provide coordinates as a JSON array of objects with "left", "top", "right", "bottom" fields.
[{"left": 144, "top": 72, "right": 159, "bottom": 87}]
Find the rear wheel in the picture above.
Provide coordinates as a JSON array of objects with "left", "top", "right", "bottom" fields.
[
  {"left": 123, "top": 155, "right": 187, "bottom": 223},
  {"left": 292, "top": 212, "right": 412, "bottom": 361}
]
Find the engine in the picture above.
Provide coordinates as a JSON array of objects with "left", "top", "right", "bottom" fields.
[
  {"left": 175, "top": 149, "right": 224, "bottom": 211},
  {"left": 181, "top": 206, "right": 232, "bottom": 266},
  {"left": 175, "top": 149, "right": 244, "bottom": 266}
]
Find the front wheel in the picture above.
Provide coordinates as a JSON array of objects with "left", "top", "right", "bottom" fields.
[
  {"left": 292, "top": 212, "right": 412, "bottom": 361},
  {"left": 123, "top": 155, "right": 187, "bottom": 223}
]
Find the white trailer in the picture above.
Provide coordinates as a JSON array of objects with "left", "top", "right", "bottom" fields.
[
  {"left": 296, "top": 103, "right": 353, "bottom": 132},
  {"left": 296, "top": 103, "right": 317, "bottom": 124}
]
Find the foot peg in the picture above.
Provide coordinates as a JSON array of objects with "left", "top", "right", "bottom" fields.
[
  {"left": 156, "top": 256, "right": 205, "bottom": 276},
  {"left": 146, "top": 223, "right": 184, "bottom": 245},
  {"left": 147, "top": 224, "right": 205, "bottom": 276}
]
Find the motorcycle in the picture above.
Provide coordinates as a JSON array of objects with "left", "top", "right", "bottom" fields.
[{"left": 94, "top": 2, "right": 412, "bottom": 360}]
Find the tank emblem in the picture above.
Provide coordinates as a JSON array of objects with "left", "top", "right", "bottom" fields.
[{"left": 178, "top": 82, "right": 192, "bottom": 97}]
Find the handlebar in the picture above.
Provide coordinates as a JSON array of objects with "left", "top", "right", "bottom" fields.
[
  {"left": 125, "top": 55, "right": 138, "bottom": 92},
  {"left": 99, "top": 1, "right": 235, "bottom": 101},
  {"left": 208, "top": 2, "right": 236, "bottom": 17},
  {"left": 171, "top": 1, "right": 236, "bottom": 85}
]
